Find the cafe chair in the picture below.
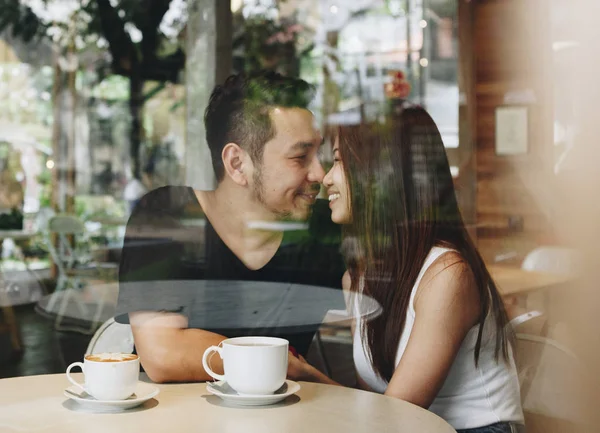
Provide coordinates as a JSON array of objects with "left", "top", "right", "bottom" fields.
[
  {"left": 522, "top": 246, "right": 580, "bottom": 276},
  {"left": 86, "top": 318, "right": 134, "bottom": 356},
  {"left": 44, "top": 214, "right": 116, "bottom": 334},
  {"left": 510, "top": 310, "right": 547, "bottom": 336},
  {"left": 313, "top": 308, "right": 355, "bottom": 380},
  {"left": 521, "top": 246, "right": 579, "bottom": 338},
  {"left": 515, "top": 333, "right": 584, "bottom": 433}
]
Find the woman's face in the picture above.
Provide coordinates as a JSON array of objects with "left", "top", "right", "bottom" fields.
[{"left": 323, "top": 138, "right": 352, "bottom": 224}]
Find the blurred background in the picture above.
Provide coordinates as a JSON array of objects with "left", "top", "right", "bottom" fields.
[{"left": 0, "top": 1, "right": 598, "bottom": 431}]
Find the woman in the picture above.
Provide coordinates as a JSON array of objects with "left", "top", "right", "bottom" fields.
[{"left": 289, "top": 106, "right": 524, "bottom": 433}]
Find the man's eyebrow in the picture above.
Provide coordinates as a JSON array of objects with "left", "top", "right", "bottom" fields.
[{"left": 290, "top": 141, "right": 316, "bottom": 152}]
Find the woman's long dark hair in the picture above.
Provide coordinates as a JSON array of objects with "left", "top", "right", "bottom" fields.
[{"left": 338, "top": 106, "right": 511, "bottom": 382}]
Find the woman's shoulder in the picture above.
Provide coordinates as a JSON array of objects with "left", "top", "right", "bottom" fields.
[
  {"left": 414, "top": 249, "right": 480, "bottom": 321},
  {"left": 342, "top": 270, "right": 351, "bottom": 292},
  {"left": 419, "top": 248, "right": 470, "bottom": 287}
]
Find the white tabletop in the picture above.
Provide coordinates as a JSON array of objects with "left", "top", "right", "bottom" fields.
[
  {"left": 0, "top": 373, "right": 455, "bottom": 433},
  {"left": 0, "top": 229, "right": 37, "bottom": 240}
]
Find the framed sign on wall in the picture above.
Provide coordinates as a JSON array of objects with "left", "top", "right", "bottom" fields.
[{"left": 495, "top": 106, "right": 529, "bottom": 156}]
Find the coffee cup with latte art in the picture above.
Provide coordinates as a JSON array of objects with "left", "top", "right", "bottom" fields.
[{"left": 66, "top": 352, "right": 140, "bottom": 400}]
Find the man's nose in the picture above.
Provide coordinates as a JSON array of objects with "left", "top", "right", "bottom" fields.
[{"left": 307, "top": 156, "right": 325, "bottom": 183}]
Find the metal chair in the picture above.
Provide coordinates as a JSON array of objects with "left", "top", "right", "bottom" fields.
[
  {"left": 86, "top": 318, "right": 134, "bottom": 356},
  {"left": 45, "top": 215, "right": 116, "bottom": 334},
  {"left": 518, "top": 246, "right": 579, "bottom": 337},
  {"left": 522, "top": 246, "right": 580, "bottom": 276},
  {"left": 515, "top": 333, "right": 584, "bottom": 432},
  {"left": 510, "top": 310, "right": 547, "bottom": 336}
]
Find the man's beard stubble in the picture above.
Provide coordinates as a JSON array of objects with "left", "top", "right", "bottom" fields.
[
  {"left": 252, "top": 163, "right": 292, "bottom": 220},
  {"left": 252, "top": 163, "right": 319, "bottom": 221}
]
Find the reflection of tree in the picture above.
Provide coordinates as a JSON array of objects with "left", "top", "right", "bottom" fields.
[
  {"left": 86, "top": 91, "right": 131, "bottom": 196},
  {"left": 233, "top": 9, "right": 310, "bottom": 77},
  {"left": 318, "top": 4, "right": 379, "bottom": 126},
  {"left": 0, "top": 144, "right": 24, "bottom": 219},
  {"left": 0, "top": 0, "right": 186, "bottom": 180},
  {"left": 141, "top": 137, "right": 183, "bottom": 190},
  {"left": 93, "top": 162, "right": 114, "bottom": 195}
]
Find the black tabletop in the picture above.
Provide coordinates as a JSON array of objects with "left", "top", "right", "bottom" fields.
[{"left": 116, "top": 279, "right": 381, "bottom": 334}]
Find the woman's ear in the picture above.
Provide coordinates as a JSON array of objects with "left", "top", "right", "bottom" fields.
[{"left": 222, "top": 143, "right": 249, "bottom": 186}]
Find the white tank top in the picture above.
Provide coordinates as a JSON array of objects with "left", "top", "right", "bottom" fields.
[{"left": 352, "top": 247, "right": 524, "bottom": 430}]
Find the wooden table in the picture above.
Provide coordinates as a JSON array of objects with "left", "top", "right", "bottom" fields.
[
  {"left": 488, "top": 265, "right": 571, "bottom": 297},
  {"left": 0, "top": 373, "right": 456, "bottom": 433}
]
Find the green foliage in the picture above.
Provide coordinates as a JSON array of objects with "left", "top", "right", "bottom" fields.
[
  {"left": 0, "top": 0, "right": 184, "bottom": 82},
  {"left": 235, "top": 14, "right": 303, "bottom": 76},
  {"left": 37, "top": 166, "right": 52, "bottom": 209},
  {"left": 92, "top": 74, "right": 130, "bottom": 100},
  {"left": 0, "top": 0, "right": 48, "bottom": 43},
  {"left": 0, "top": 207, "right": 23, "bottom": 230}
]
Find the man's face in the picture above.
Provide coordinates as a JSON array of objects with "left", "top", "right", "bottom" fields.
[{"left": 250, "top": 107, "right": 324, "bottom": 221}]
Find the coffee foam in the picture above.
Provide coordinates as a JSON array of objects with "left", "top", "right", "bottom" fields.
[{"left": 85, "top": 352, "right": 138, "bottom": 362}]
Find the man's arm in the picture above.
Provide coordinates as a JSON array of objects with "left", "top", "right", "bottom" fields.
[
  {"left": 132, "top": 312, "right": 314, "bottom": 384},
  {"left": 118, "top": 187, "right": 228, "bottom": 383},
  {"left": 130, "top": 311, "right": 227, "bottom": 383}
]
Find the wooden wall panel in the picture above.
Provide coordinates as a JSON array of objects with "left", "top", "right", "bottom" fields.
[
  {"left": 470, "top": 0, "right": 554, "bottom": 263},
  {"left": 456, "top": 0, "right": 477, "bottom": 229}
]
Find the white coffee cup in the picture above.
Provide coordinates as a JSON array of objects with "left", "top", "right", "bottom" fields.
[
  {"left": 66, "top": 353, "right": 140, "bottom": 400},
  {"left": 202, "top": 336, "right": 288, "bottom": 395}
]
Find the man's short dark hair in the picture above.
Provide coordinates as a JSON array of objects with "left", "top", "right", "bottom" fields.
[{"left": 204, "top": 71, "right": 315, "bottom": 182}]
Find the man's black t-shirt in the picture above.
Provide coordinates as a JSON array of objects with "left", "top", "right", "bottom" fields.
[{"left": 115, "top": 185, "right": 345, "bottom": 356}]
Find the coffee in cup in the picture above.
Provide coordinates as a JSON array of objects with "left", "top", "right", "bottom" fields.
[
  {"left": 202, "top": 336, "right": 288, "bottom": 395},
  {"left": 85, "top": 353, "right": 138, "bottom": 362},
  {"left": 66, "top": 352, "right": 140, "bottom": 400}
]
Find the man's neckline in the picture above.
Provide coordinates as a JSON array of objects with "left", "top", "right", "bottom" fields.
[{"left": 190, "top": 187, "right": 283, "bottom": 271}]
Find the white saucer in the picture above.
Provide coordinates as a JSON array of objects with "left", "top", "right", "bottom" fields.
[
  {"left": 64, "top": 382, "right": 159, "bottom": 411},
  {"left": 206, "top": 380, "right": 300, "bottom": 406}
]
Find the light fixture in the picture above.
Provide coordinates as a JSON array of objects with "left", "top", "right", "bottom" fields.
[
  {"left": 330, "top": 5, "right": 338, "bottom": 14},
  {"left": 420, "top": 19, "right": 427, "bottom": 28},
  {"left": 46, "top": 160, "right": 55, "bottom": 169},
  {"left": 419, "top": 58, "right": 429, "bottom": 67}
]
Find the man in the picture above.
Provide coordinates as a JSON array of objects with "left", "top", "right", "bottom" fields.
[{"left": 115, "top": 71, "right": 344, "bottom": 383}]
